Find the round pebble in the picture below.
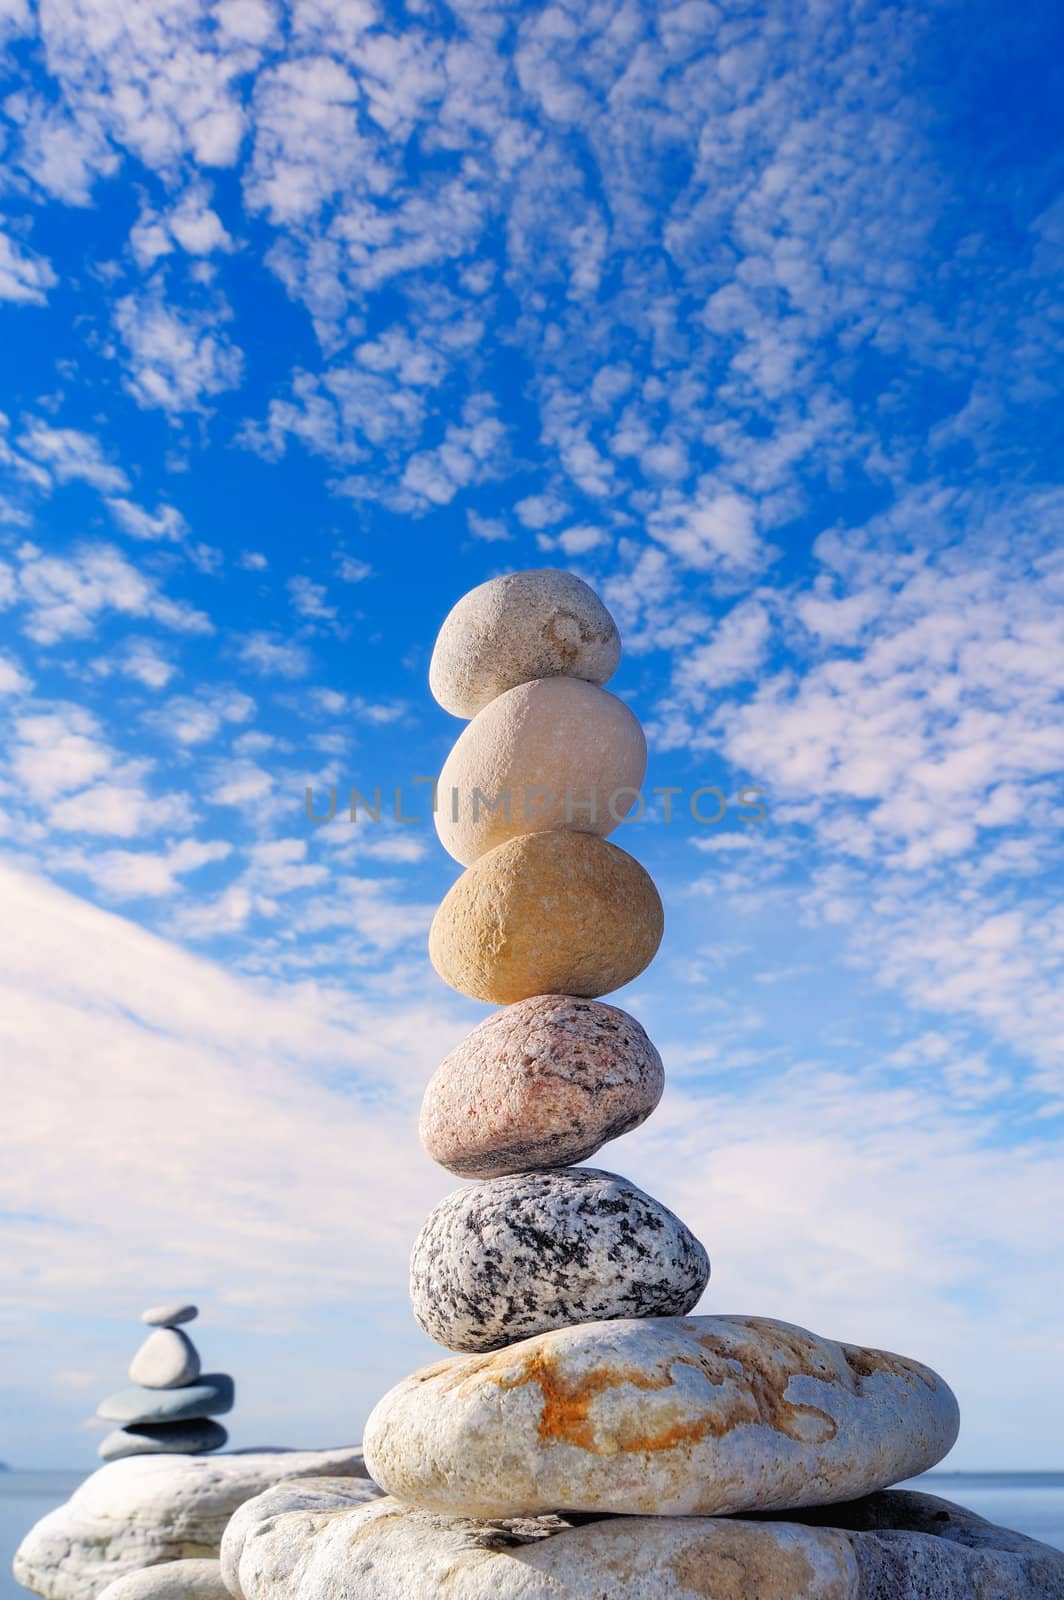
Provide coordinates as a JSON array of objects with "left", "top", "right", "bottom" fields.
[
  {"left": 97, "top": 1374, "right": 234, "bottom": 1425},
  {"left": 429, "top": 569, "right": 621, "bottom": 719},
  {"left": 419, "top": 996, "right": 664, "bottom": 1177},
  {"left": 435, "top": 677, "right": 646, "bottom": 866},
  {"left": 98, "top": 1421, "right": 228, "bottom": 1462},
  {"left": 428, "top": 831, "right": 663, "bottom": 1004},
  {"left": 141, "top": 1303, "right": 197, "bottom": 1327},
  {"left": 409, "top": 1167, "right": 709, "bottom": 1352},
  {"left": 129, "top": 1328, "right": 201, "bottom": 1390}
]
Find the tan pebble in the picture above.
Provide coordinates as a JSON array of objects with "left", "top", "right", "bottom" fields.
[{"left": 428, "top": 831, "right": 663, "bottom": 1004}]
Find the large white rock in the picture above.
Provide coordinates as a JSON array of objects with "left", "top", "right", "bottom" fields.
[
  {"left": 220, "top": 1483, "right": 1064, "bottom": 1600},
  {"left": 13, "top": 1447, "right": 373, "bottom": 1600},
  {"left": 429, "top": 569, "right": 621, "bottom": 719},
  {"left": 362, "top": 1315, "right": 960, "bottom": 1519},
  {"left": 97, "top": 1559, "right": 229, "bottom": 1600},
  {"left": 435, "top": 678, "right": 646, "bottom": 865},
  {"left": 219, "top": 1477, "right": 385, "bottom": 1598}
]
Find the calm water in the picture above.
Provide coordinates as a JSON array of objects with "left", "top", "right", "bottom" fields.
[{"left": 2, "top": 1469, "right": 1062, "bottom": 1597}]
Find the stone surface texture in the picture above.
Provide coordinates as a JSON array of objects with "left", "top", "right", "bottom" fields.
[
  {"left": 98, "top": 1375, "right": 234, "bottom": 1425},
  {"left": 435, "top": 677, "right": 646, "bottom": 865},
  {"left": 129, "top": 1328, "right": 201, "bottom": 1389},
  {"left": 141, "top": 1304, "right": 198, "bottom": 1328},
  {"left": 220, "top": 1477, "right": 386, "bottom": 1597},
  {"left": 97, "top": 1560, "right": 230, "bottom": 1600},
  {"left": 219, "top": 1484, "right": 1064, "bottom": 1600},
  {"left": 419, "top": 994, "right": 664, "bottom": 1177},
  {"left": 99, "top": 1422, "right": 228, "bottom": 1462},
  {"left": 13, "top": 1446, "right": 374, "bottom": 1600},
  {"left": 410, "top": 1168, "right": 709, "bottom": 1352},
  {"left": 429, "top": 569, "right": 621, "bottom": 719},
  {"left": 363, "top": 1314, "right": 960, "bottom": 1519},
  {"left": 428, "top": 831, "right": 663, "bottom": 1004}
]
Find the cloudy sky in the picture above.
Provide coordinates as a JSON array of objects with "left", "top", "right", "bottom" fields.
[{"left": 2, "top": 0, "right": 1063, "bottom": 1471}]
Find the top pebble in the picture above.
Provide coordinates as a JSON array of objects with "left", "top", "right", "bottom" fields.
[
  {"left": 429, "top": 568, "right": 621, "bottom": 719},
  {"left": 140, "top": 1302, "right": 198, "bottom": 1327}
]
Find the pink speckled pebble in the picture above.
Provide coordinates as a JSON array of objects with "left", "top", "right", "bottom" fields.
[{"left": 419, "top": 995, "right": 664, "bottom": 1177}]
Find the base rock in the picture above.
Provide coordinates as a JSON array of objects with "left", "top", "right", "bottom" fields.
[
  {"left": 219, "top": 1483, "right": 1064, "bottom": 1600},
  {"left": 363, "top": 1314, "right": 960, "bottom": 1519},
  {"left": 13, "top": 1447, "right": 374, "bottom": 1600}
]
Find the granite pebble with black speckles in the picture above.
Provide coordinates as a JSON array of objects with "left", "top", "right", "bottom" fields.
[{"left": 409, "top": 1167, "right": 710, "bottom": 1352}]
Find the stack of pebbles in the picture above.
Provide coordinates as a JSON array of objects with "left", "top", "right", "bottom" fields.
[
  {"left": 96, "top": 1303, "right": 234, "bottom": 1462},
  {"left": 359, "top": 569, "right": 961, "bottom": 1579},
  {"left": 411, "top": 569, "right": 708, "bottom": 1353}
]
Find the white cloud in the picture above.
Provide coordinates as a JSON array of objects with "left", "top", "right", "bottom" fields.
[
  {"left": 0, "top": 227, "right": 58, "bottom": 304},
  {"left": 106, "top": 498, "right": 188, "bottom": 542},
  {"left": 48, "top": 780, "right": 193, "bottom": 838},
  {"left": 34, "top": 0, "right": 270, "bottom": 172},
  {"left": 466, "top": 509, "right": 511, "bottom": 543},
  {"left": 54, "top": 837, "right": 231, "bottom": 899},
  {"left": 649, "top": 486, "right": 763, "bottom": 570},
  {"left": 10, "top": 706, "right": 114, "bottom": 802},
  {"left": 537, "top": 522, "right": 606, "bottom": 556},
  {"left": 0, "top": 653, "right": 31, "bottom": 695},
  {"left": 395, "top": 395, "right": 506, "bottom": 511},
  {"left": 208, "top": 758, "right": 274, "bottom": 806},
  {"left": 237, "top": 631, "right": 311, "bottom": 678},
  {"left": 98, "top": 639, "right": 177, "bottom": 690},
  {"left": 3, "top": 90, "right": 120, "bottom": 204},
  {"left": 113, "top": 290, "right": 244, "bottom": 415},
  {"left": 130, "top": 185, "right": 236, "bottom": 268},
  {"left": 150, "top": 689, "right": 255, "bottom": 745},
  {"left": 288, "top": 575, "right": 336, "bottom": 620},
  {"left": 14, "top": 543, "right": 212, "bottom": 644},
  {"left": 514, "top": 492, "right": 569, "bottom": 529},
  {"left": 17, "top": 420, "right": 129, "bottom": 492},
  {"left": 336, "top": 554, "right": 371, "bottom": 581}
]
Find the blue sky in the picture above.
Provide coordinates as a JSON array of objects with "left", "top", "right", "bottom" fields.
[{"left": 1, "top": 0, "right": 1063, "bottom": 1471}]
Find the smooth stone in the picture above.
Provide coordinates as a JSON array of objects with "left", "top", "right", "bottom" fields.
[
  {"left": 419, "top": 995, "right": 665, "bottom": 1177},
  {"left": 410, "top": 1168, "right": 709, "bottom": 1353},
  {"left": 429, "top": 831, "right": 663, "bottom": 1004},
  {"left": 97, "top": 1559, "right": 229, "bottom": 1600},
  {"left": 429, "top": 568, "right": 621, "bottom": 720},
  {"left": 129, "top": 1328, "right": 201, "bottom": 1389},
  {"left": 363, "top": 1314, "right": 960, "bottom": 1518},
  {"left": 141, "top": 1303, "right": 198, "bottom": 1327},
  {"left": 98, "top": 1374, "right": 234, "bottom": 1425},
  {"left": 220, "top": 1477, "right": 386, "bottom": 1597},
  {"left": 219, "top": 1485, "right": 1064, "bottom": 1600},
  {"left": 13, "top": 1446, "right": 374, "bottom": 1600},
  {"left": 435, "top": 678, "right": 646, "bottom": 866},
  {"left": 99, "top": 1422, "right": 228, "bottom": 1461}
]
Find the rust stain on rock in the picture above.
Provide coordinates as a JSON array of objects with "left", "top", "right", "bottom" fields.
[
  {"left": 842, "top": 1344, "right": 933, "bottom": 1389},
  {"left": 442, "top": 1334, "right": 837, "bottom": 1456}
]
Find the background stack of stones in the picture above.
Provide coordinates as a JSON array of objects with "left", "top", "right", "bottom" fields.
[
  {"left": 352, "top": 569, "right": 969, "bottom": 1592},
  {"left": 96, "top": 1304, "right": 234, "bottom": 1462}
]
